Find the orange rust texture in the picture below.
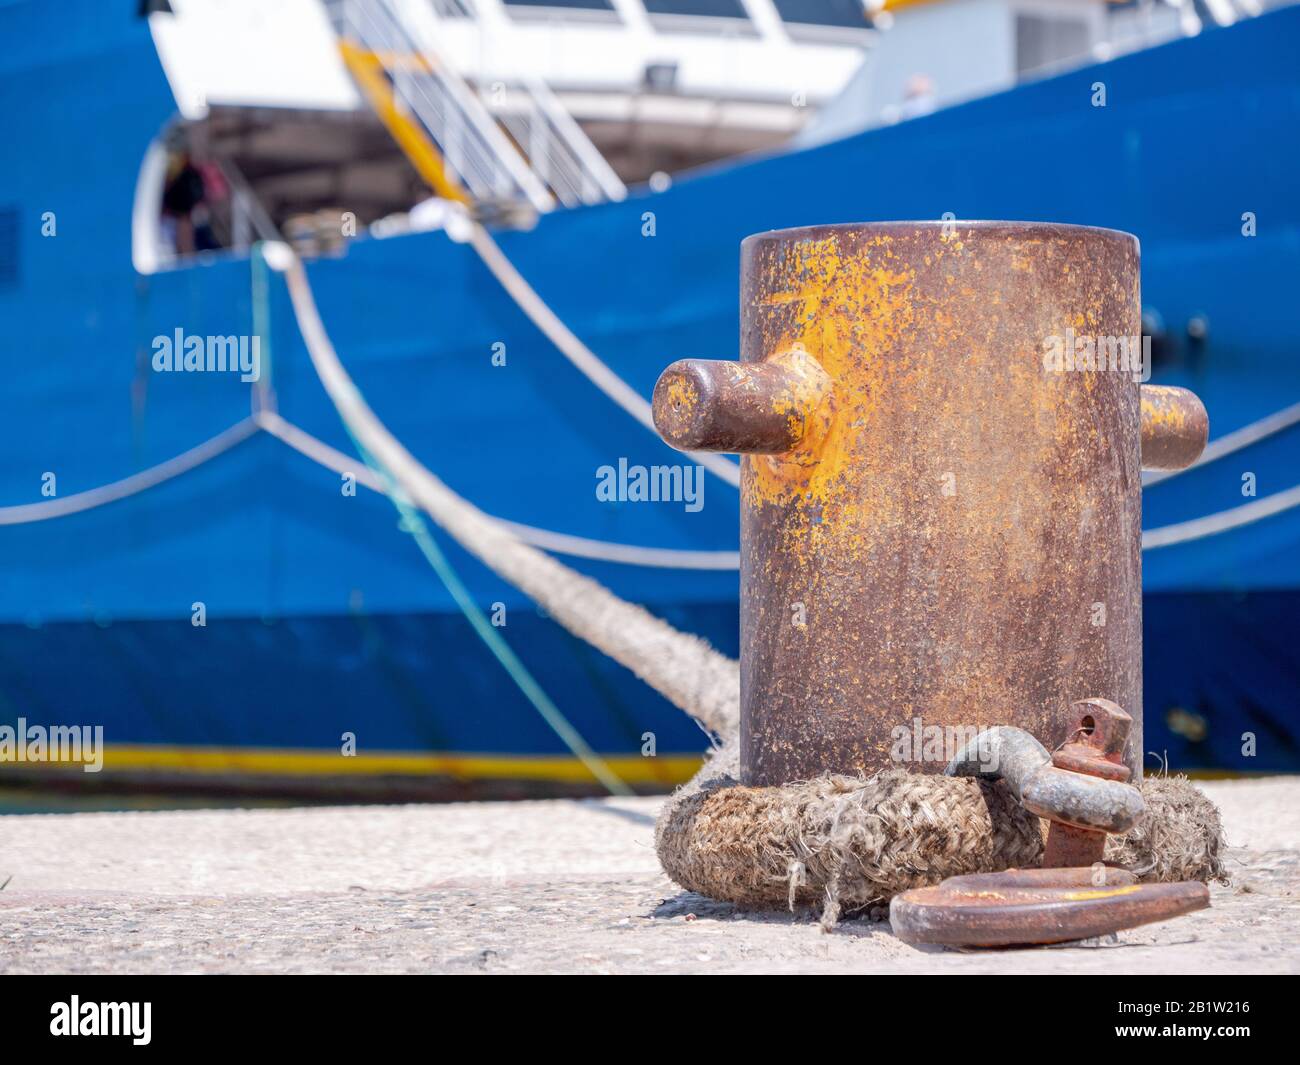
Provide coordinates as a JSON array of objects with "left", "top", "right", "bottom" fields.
[
  {"left": 761, "top": 346, "right": 835, "bottom": 463},
  {"left": 738, "top": 222, "right": 1144, "bottom": 786},
  {"left": 658, "top": 370, "right": 702, "bottom": 440},
  {"left": 653, "top": 354, "right": 833, "bottom": 455},
  {"left": 1139, "top": 384, "right": 1210, "bottom": 470},
  {"left": 663, "top": 372, "right": 700, "bottom": 414}
]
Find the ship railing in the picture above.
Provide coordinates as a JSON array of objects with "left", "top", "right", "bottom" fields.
[
  {"left": 1020, "top": 0, "right": 1278, "bottom": 84},
  {"left": 362, "top": 0, "right": 624, "bottom": 209},
  {"left": 218, "top": 157, "right": 283, "bottom": 251},
  {"left": 490, "top": 75, "right": 627, "bottom": 207},
  {"left": 337, "top": 0, "right": 555, "bottom": 212}
]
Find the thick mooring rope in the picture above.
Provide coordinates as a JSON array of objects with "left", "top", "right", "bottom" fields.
[
  {"left": 278, "top": 251, "right": 741, "bottom": 736},
  {"left": 656, "top": 734, "right": 1229, "bottom": 928}
]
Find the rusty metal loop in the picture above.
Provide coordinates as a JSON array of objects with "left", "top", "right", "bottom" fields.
[
  {"left": 890, "top": 868, "right": 1209, "bottom": 948},
  {"left": 946, "top": 725, "right": 1145, "bottom": 834}
]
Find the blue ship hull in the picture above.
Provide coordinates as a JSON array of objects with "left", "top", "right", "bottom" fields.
[{"left": 0, "top": 1, "right": 1297, "bottom": 793}]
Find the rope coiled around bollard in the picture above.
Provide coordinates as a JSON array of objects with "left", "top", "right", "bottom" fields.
[{"left": 656, "top": 739, "right": 1229, "bottom": 929}]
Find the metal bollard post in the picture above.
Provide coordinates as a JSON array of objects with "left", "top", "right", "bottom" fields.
[{"left": 653, "top": 222, "right": 1208, "bottom": 786}]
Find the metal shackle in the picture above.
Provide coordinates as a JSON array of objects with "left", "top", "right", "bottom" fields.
[{"left": 945, "top": 699, "right": 1144, "bottom": 854}]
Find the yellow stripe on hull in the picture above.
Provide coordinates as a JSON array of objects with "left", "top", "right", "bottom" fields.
[
  {"left": 0, "top": 744, "right": 703, "bottom": 785},
  {"left": 1, "top": 749, "right": 1270, "bottom": 786}
]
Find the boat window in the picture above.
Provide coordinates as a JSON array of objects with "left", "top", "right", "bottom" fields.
[
  {"left": 642, "top": 0, "right": 750, "bottom": 18},
  {"left": 641, "top": 0, "right": 756, "bottom": 36},
  {"left": 430, "top": 0, "right": 475, "bottom": 15},
  {"left": 133, "top": 129, "right": 283, "bottom": 274},
  {"left": 1015, "top": 14, "right": 1091, "bottom": 76},
  {"left": 770, "top": 0, "right": 870, "bottom": 29},
  {"left": 502, "top": 0, "right": 622, "bottom": 24},
  {"left": 133, "top": 109, "right": 433, "bottom": 273},
  {"left": 504, "top": 0, "right": 618, "bottom": 12}
]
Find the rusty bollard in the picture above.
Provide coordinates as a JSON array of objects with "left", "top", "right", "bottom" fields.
[{"left": 652, "top": 222, "right": 1208, "bottom": 786}]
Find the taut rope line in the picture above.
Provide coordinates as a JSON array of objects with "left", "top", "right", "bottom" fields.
[
  {"left": 277, "top": 250, "right": 740, "bottom": 736},
  {"left": 336, "top": 417, "right": 633, "bottom": 796},
  {"left": 256, "top": 410, "right": 739, "bottom": 570},
  {"left": 4, "top": 401, "right": 1298, "bottom": 555},
  {"left": 465, "top": 223, "right": 742, "bottom": 489},
  {"left": 1141, "top": 480, "right": 1300, "bottom": 549},
  {"left": 1143, "top": 398, "right": 1300, "bottom": 486},
  {"left": 0, "top": 418, "right": 259, "bottom": 525}
]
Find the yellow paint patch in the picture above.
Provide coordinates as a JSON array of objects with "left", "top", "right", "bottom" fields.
[
  {"left": 663, "top": 371, "right": 700, "bottom": 419},
  {"left": 1062, "top": 884, "right": 1143, "bottom": 901},
  {"left": 741, "top": 231, "right": 934, "bottom": 568},
  {"left": 745, "top": 233, "right": 916, "bottom": 536}
]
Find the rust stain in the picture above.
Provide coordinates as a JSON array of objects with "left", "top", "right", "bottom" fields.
[
  {"left": 1140, "top": 385, "right": 1209, "bottom": 470},
  {"left": 663, "top": 373, "right": 699, "bottom": 418},
  {"left": 743, "top": 233, "right": 917, "bottom": 566}
]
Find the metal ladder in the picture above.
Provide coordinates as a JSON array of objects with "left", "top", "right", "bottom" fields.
[
  {"left": 332, "top": 0, "right": 623, "bottom": 215},
  {"left": 491, "top": 73, "right": 627, "bottom": 208}
]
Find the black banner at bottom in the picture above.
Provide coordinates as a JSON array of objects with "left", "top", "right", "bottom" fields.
[{"left": 0, "top": 974, "right": 1282, "bottom": 1049}]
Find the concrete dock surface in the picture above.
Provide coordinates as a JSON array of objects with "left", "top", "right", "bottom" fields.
[{"left": 1, "top": 777, "right": 1297, "bottom": 974}]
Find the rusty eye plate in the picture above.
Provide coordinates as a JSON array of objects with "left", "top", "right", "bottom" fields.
[{"left": 889, "top": 868, "right": 1210, "bottom": 949}]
